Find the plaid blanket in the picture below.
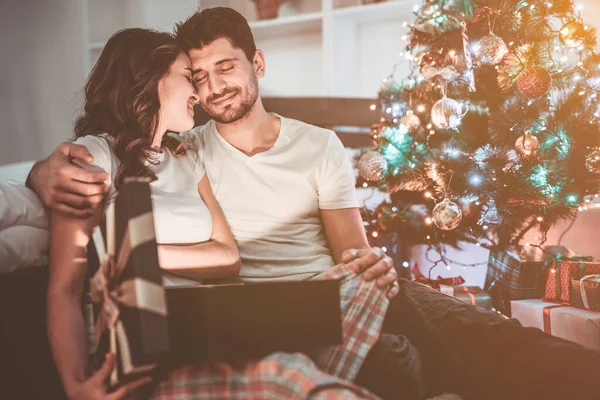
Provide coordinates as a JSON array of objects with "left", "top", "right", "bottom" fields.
[{"left": 151, "top": 264, "right": 389, "bottom": 399}]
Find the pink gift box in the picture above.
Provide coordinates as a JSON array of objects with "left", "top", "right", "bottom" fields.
[{"left": 511, "top": 299, "right": 600, "bottom": 351}]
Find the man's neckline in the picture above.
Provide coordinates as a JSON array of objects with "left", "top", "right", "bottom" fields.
[{"left": 211, "top": 113, "right": 287, "bottom": 159}]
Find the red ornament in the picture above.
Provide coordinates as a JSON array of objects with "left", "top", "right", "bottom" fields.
[{"left": 516, "top": 66, "right": 552, "bottom": 98}]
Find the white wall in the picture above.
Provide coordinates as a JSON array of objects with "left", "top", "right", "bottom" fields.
[
  {"left": 1, "top": 0, "right": 599, "bottom": 167},
  {"left": 0, "top": 0, "right": 86, "bottom": 165}
]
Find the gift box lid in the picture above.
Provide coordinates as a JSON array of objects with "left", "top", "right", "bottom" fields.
[{"left": 166, "top": 279, "right": 342, "bottom": 364}]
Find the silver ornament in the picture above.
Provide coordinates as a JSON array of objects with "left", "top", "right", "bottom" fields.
[
  {"left": 473, "top": 34, "right": 508, "bottom": 65},
  {"left": 358, "top": 151, "right": 388, "bottom": 181},
  {"left": 585, "top": 148, "right": 600, "bottom": 174},
  {"left": 400, "top": 113, "right": 422, "bottom": 133},
  {"left": 432, "top": 198, "right": 463, "bottom": 230},
  {"left": 431, "top": 97, "right": 464, "bottom": 129}
]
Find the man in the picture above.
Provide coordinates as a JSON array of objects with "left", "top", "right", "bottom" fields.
[
  {"left": 28, "top": 6, "right": 403, "bottom": 399},
  {"left": 28, "top": 9, "right": 398, "bottom": 296}
]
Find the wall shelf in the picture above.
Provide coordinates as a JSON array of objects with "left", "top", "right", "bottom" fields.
[
  {"left": 333, "top": 0, "right": 412, "bottom": 23},
  {"left": 82, "top": 0, "right": 415, "bottom": 97},
  {"left": 250, "top": 11, "right": 323, "bottom": 39}
]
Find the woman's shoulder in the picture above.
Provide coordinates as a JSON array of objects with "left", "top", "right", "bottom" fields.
[
  {"left": 72, "top": 134, "right": 118, "bottom": 178},
  {"left": 73, "top": 134, "right": 114, "bottom": 156}
]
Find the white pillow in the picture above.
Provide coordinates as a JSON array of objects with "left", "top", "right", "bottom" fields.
[
  {"left": 0, "top": 161, "right": 35, "bottom": 184},
  {"left": 0, "top": 181, "right": 48, "bottom": 231},
  {"left": 0, "top": 179, "right": 49, "bottom": 273},
  {"left": 0, "top": 226, "right": 48, "bottom": 274}
]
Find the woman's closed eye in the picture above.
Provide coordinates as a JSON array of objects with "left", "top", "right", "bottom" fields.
[{"left": 194, "top": 75, "right": 208, "bottom": 85}]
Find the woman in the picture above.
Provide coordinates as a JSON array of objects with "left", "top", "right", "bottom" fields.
[
  {"left": 47, "top": 28, "right": 378, "bottom": 400},
  {"left": 46, "top": 28, "right": 241, "bottom": 399}
]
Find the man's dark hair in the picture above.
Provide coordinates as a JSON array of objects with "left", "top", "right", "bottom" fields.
[{"left": 175, "top": 7, "right": 256, "bottom": 61}]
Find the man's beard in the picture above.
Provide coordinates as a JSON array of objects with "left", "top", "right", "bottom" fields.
[{"left": 203, "top": 74, "right": 259, "bottom": 124}]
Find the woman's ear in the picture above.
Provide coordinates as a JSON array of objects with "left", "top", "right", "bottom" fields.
[{"left": 254, "top": 49, "right": 266, "bottom": 78}]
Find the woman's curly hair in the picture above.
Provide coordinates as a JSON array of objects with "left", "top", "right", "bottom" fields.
[{"left": 74, "top": 28, "right": 188, "bottom": 189}]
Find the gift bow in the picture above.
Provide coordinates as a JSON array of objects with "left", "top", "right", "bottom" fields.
[
  {"left": 553, "top": 254, "right": 596, "bottom": 300},
  {"left": 579, "top": 274, "right": 600, "bottom": 310},
  {"left": 411, "top": 265, "right": 465, "bottom": 289},
  {"left": 90, "top": 207, "right": 167, "bottom": 385}
]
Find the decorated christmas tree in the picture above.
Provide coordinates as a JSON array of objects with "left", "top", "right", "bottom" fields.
[{"left": 360, "top": 0, "right": 600, "bottom": 252}]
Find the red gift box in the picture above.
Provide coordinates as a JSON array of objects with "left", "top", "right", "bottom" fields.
[{"left": 544, "top": 256, "right": 600, "bottom": 303}]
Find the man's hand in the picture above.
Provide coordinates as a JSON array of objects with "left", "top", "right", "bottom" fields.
[
  {"left": 68, "top": 353, "right": 152, "bottom": 400},
  {"left": 28, "top": 142, "right": 108, "bottom": 218},
  {"left": 341, "top": 248, "right": 399, "bottom": 299}
]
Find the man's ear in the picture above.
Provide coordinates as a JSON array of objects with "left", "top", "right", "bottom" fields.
[{"left": 254, "top": 49, "right": 265, "bottom": 78}]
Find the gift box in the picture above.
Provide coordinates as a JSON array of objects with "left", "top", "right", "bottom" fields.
[
  {"left": 88, "top": 179, "right": 169, "bottom": 386},
  {"left": 544, "top": 256, "right": 600, "bottom": 303},
  {"left": 166, "top": 279, "right": 343, "bottom": 364},
  {"left": 511, "top": 299, "right": 600, "bottom": 351},
  {"left": 484, "top": 246, "right": 570, "bottom": 317},
  {"left": 570, "top": 275, "right": 600, "bottom": 311},
  {"left": 439, "top": 285, "right": 493, "bottom": 310}
]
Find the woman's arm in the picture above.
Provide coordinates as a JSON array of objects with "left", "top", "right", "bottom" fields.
[
  {"left": 46, "top": 205, "right": 102, "bottom": 397},
  {"left": 158, "top": 175, "right": 241, "bottom": 280}
]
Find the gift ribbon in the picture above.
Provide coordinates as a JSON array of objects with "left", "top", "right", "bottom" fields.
[
  {"left": 91, "top": 209, "right": 166, "bottom": 385},
  {"left": 453, "top": 286, "right": 480, "bottom": 306},
  {"left": 553, "top": 254, "right": 595, "bottom": 300},
  {"left": 542, "top": 303, "right": 566, "bottom": 334},
  {"left": 579, "top": 274, "right": 600, "bottom": 310},
  {"left": 411, "top": 265, "right": 465, "bottom": 289}
]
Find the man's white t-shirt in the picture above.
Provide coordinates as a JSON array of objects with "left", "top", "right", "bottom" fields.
[{"left": 185, "top": 115, "right": 359, "bottom": 281}]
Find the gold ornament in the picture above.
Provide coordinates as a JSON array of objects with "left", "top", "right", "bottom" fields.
[
  {"left": 559, "top": 21, "right": 586, "bottom": 48},
  {"left": 585, "top": 148, "right": 600, "bottom": 174},
  {"left": 358, "top": 151, "right": 388, "bottom": 181},
  {"left": 432, "top": 198, "right": 463, "bottom": 231},
  {"left": 431, "top": 97, "right": 464, "bottom": 130},
  {"left": 473, "top": 34, "right": 508, "bottom": 65},
  {"left": 514, "top": 133, "right": 540, "bottom": 158},
  {"left": 516, "top": 66, "right": 552, "bottom": 98},
  {"left": 400, "top": 113, "right": 421, "bottom": 133}
]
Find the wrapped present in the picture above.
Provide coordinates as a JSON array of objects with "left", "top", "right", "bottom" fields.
[
  {"left": 484, "top": 246, "right": 571, "bottom": 317},
  {"left": 412, "top": 266, "right": 491, "bottom": 310},
  {"left": 438, "top": 285, "right": 493, "bottom": 310},
  {"left": 570, "top": 275, "right": 600, "bottom": 311},
  {"left": 89, "top": 180, "right": 169, "bottom": 386},
  {"left": 544, "top": 255, "right": 600, "bottom": 303},
  {"left": 411, "top": 264, "right": 465, "bottom": 290},
  {"left": 511, "top": 299, "right": 600, "bottom": 351}
]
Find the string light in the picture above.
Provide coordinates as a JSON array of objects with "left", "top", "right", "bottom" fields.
[
  {"left": 469, "top": 174, "right": 483, "bottom": 186},
  {"left": 425, "top": 217, "right": 433, "bottom": 225},
  {"left": 372, "top": 231, "right": 379, "bottom": 238},
  {"left": 402, "top": 261, "right": 410, "bottom": 268}
]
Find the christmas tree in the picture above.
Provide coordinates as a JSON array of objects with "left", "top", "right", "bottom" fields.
[{"left": 360, "top": 0, "right": 600, "bottom": 252}]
